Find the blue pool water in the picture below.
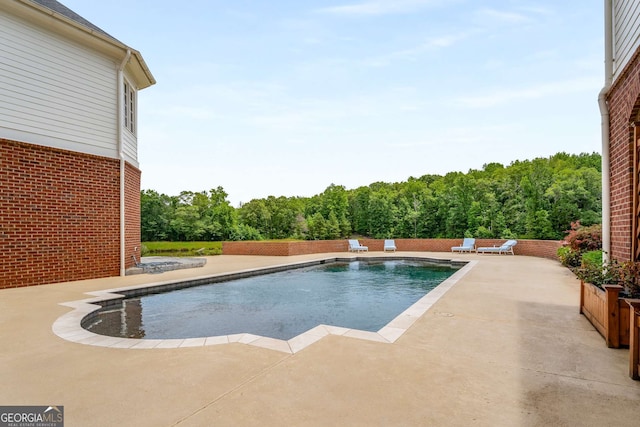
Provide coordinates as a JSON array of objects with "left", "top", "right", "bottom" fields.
[{"left": 85, "top": 260, "right": 458, "bottom": 341}]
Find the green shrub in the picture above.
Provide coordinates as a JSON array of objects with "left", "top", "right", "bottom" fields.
[
  {"left": 573, "top": 255, "right": 640, "bottom": 298},
  {"left": 565, "top": 221, "right": 602, "bottom": 252},
  {"left": 142, "top": 241, "right": 222, "bottom": 256},
  {"left": 475, "top": 226, "right": 493, "bottom": 238},
  {"left": 573, "top": 250, "right": 608, "bottom": 286},
  {"left": 558, "top": 222, "right": 602, "bottom": 268},
  {"left": 557, "top": 246, "right": 581, "bottom": 268},
  {"left": 617, "top": 261, "right": 640, "bottom": 298},
  {"left": 580, "top": 250, "right": 603, "bottom": 269},
  {"left": 500, "top": 228, "right": 517, "bottom": 239},
  {"left": 229, "top": 224, "right": 263, "bottom": 241}
]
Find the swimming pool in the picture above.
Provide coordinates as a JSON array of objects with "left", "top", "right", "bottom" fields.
[{"left": 83, "top": 258, "right": 461, "bottom": 341}]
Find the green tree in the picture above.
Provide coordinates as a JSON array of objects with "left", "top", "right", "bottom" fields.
[
  {"left": 526, "top": 209, "right": 556, "bottom": 239},
  {"left": 204, "top": 187, "right": 237, "bottom": 240},
  {"left": 349, "top": 186, "right": 371, "bottom": 235},
  {"left": 367, "top": 187, "right": 398, "bottom": 238},
  {"left": 263, "top": 196, "right": 303, "bottom": 239},
  {"left": 229, "top": 223, "right": 263, "bottom": 241},
  {"left": 444, "top": 174, "right": 475, "bottom": 237},
  {"left": 307, "top": 212, "right": 328, "bottom": 240},
  {"left": 397, "top": 178, "right": 431, "bottom": 238},
  {"left": 140, "top": 190, "right": 175, "bottom": 241},
  {"left": 171, "top": 204, "right": 206, "bottom": 240},
  {"left": 141, "top": 151, "right": 603, "bottom": 242},
  {"left": 239, "top": 199, "right": 271, "bottom": 235}
]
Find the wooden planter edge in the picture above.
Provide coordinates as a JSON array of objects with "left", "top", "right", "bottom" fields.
[{"left": 580, "top": 281, "right": 627, "bottom": 348}]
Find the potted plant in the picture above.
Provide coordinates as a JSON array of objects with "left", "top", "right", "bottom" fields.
[{"left": 617, "top": 261, "right": 640, "bottom": 299}]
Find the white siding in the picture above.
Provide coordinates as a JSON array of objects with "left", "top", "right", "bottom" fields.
[
  {"left": 0, "top": 11, "right": 119, "bottom": 159},
  {"left": 122, "top": 125, "right": 137, "bottom": 165},
  {"left": 613, "top": 0, "right": 640, "bottom": 80}
]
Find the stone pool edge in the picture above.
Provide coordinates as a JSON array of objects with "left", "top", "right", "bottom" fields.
[{"left": 52, "top": 257, "right": 477, "bottom": 354}]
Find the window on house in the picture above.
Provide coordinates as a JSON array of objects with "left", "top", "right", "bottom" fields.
[{"left": 123, "top": 80, "right": 136, "bottom": 134}]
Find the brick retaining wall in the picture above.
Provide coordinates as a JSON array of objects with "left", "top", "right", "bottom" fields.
[{"left": 223, "top": 239, "right": 563, "bottom": 260}]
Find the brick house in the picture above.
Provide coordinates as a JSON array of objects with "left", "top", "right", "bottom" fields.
[
  {"left": 601, "top": 0, "right": 640, "bottom": 262},
  {"left": 0, "top": 0, "right": 155, "bottom": 288}
]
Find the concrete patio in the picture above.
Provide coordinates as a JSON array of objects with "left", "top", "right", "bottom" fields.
[{"left": 1, "top": 252, "right": 640, "bottom": 426}]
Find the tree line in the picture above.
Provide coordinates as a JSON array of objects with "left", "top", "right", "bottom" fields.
[{"left": 141, "top": 152, "right": 602, "bottom": 242}]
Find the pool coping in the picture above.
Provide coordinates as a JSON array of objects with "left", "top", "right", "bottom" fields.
[{"left": 52, "top": 257, "right": 477, "bottom": 354}]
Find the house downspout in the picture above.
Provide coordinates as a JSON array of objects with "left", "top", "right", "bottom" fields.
[
  {"left": 117, "top": 49, "right": 131, "bottom": 276},
  {"left": 600, "top": 0, "right": 613, "bottom": 262}
]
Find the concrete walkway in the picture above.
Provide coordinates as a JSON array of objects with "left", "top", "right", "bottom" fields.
[{"left": 1, "top": 252, "right": 640, "bottom": 426}]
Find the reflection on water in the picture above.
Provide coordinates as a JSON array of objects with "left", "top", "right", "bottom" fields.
[
  {"left": 87, "top": 299, "right": 146, "bottom": 338},
  {"left": 84, "top": 260, "right": 457, "bottom": 341}
]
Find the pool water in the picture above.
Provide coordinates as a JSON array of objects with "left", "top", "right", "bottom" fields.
[{"left": 84, "top": 260, "right": 457, "bottom": 341}]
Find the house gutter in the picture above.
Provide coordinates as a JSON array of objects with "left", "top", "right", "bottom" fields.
[
  {"left": 600, "top": 0, "right": 613, "bottom": 261},
  {"left": 117, "top": 49, "right": 131, "bottom": 276}
]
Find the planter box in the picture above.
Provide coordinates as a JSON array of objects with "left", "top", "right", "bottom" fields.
[
  {"left": 579, "top": 281, "right": 630, "bottom": 348},
  {"left": 627, "top": 300, "right": 640, "bottom": 380}
]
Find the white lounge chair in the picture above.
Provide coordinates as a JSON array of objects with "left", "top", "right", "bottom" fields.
[
  {"left": 384, "top": 239, "right": 397, "bottom": 252},
  {"left": 451, "top": 238, "right": 475, "bottom": 253},
  {"left": 476, "top": 239, "right": 517, "bottom": 255},
  {"left": 348, "top": 239, "right": 368, "bottom": 252}
]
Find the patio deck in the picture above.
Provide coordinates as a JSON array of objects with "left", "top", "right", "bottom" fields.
[{"left": 1, "top": 252, "right": 640, "bottom": 426}]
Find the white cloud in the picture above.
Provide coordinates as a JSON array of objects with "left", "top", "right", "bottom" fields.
[
  {"left": 316, "top": 0, "right": 446, "bottom": 16},
  {"left": 149, "top": 105, "right": 221, "bottom": 120},
  {"left": 476, "top": 8, "right": 530, "bottom": 24},
  {"left": 385, "top": 123, "right": 519, "bottom": 149},
  {"left": 363, "top": 32, "right": 468, "bottom": 67},
  {"left": 246, "top": 86, "right": 427, "bottom": 134},
  {"left": 518, "top": 6, "right": 554, "bottom": 17},
  {"left": 452, "top": 76, "right": 601, "bottom": 108}
]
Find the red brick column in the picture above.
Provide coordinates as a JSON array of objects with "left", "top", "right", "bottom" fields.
[{"left": 125, "top": 162, "right": 141, "bottom": 269}]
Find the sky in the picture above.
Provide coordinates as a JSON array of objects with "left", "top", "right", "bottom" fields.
[{"left": 61, "top": 0, "right": 604, "bottom": 206}]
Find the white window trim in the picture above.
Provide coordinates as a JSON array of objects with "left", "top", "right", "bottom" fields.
[{"left": 123, "top": 79, "right": 136, "bottom": 135}]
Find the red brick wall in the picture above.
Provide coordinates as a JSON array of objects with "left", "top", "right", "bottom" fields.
[
  {"left": 607, "top": 46, "right": 640, "bottom": 262},
  {"left": 0, "top": 139, "right": 125, "bottom": 288},
  {"left": 222, "top": 241, "right": 346, "bottom": 256},
  {"left": 492, "top": 239, "right": 562, "bottom": 259},
  {"left": 125, "top": 162, "right": 141, "bottom": 269},
  {"left": 223, "top": 239, "right": 563, "bottom": 260}
]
